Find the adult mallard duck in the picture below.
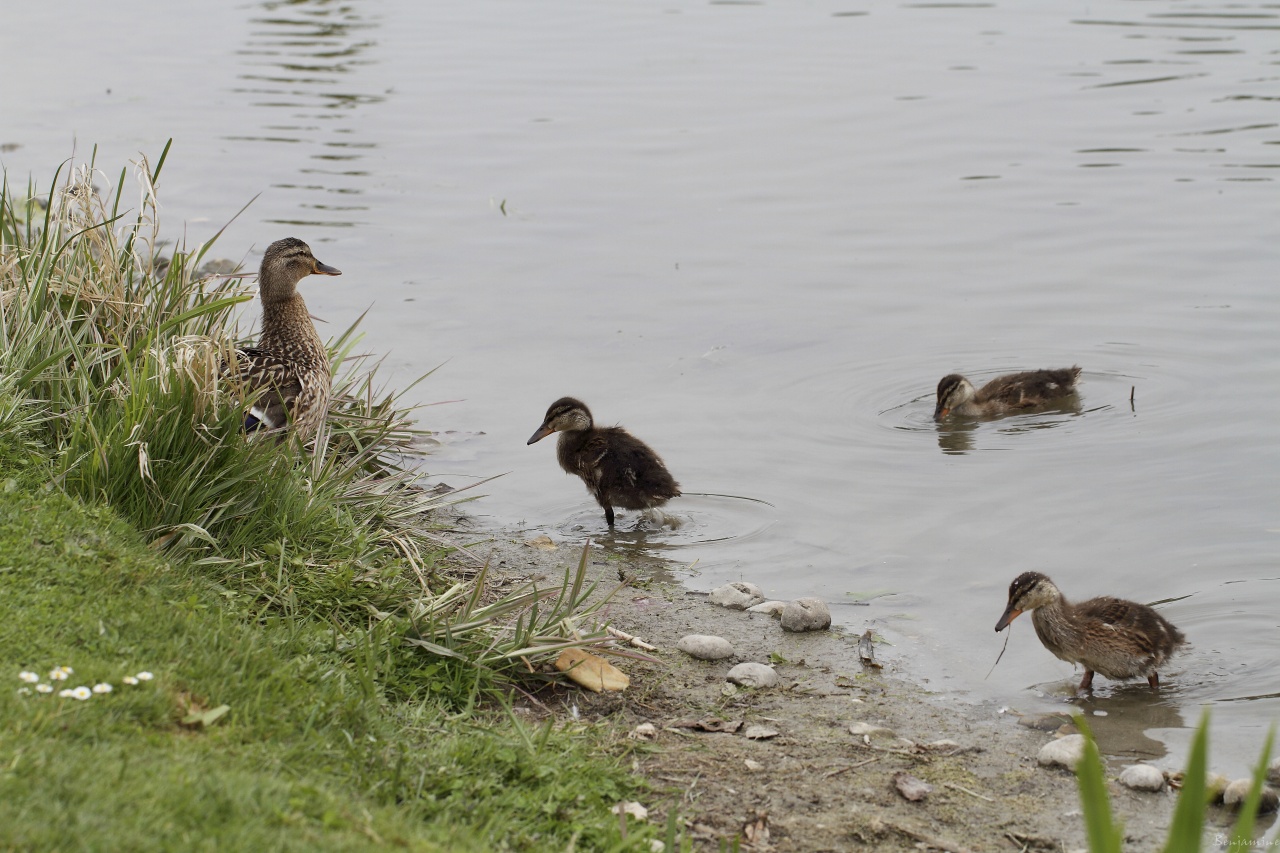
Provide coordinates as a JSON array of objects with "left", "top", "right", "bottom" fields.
[
  {"left": 527, "top": 397, "right": 681, "bottom": 527},
  {"left": 934, "top": 366, "right": 1081, "bottom": 420},
  {"left": 234, "top": 237, "right": 341, "bottom": 438},
  {"left": 995, "top": 571, "right": 1186, "bottom": 691}
]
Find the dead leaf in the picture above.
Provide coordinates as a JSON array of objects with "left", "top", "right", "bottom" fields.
[
  {"left": 744, "top": 725, "right": 780, "bottom": 740},
  {"left": 859, "top": 629, "right": 882, "bottom": 668},
  {"left": 743, "top": 811, "right": 770, "bottom": 844},
  {"left": 181, "top": 704, "right": 230, "bottom": 729},
  {"left": 893, "top": 771, "right": 933, "bottom": 802},
  {"left": 611, "top": 801, "right": 648, "bottom": 821},
  {"left": 555, "top": 649, "right": 629, "bottom": 692},
  {"left": 524, "top": 535, "right": 557, "bottom": 551}
]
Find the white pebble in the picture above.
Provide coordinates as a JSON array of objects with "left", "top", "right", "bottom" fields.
[
  {"left": 675, "top": 634, "right": 735, "bottom": 661},
  {"left": 746, "top": 600, "right": 786, "bottom": 616},
  {"left": 1118, "top": 764, "right": 1165, "bottom": 793},
  {"left": 1038, "top": 734, "right": 1087, "bottom": 771},
  {"left": 708, "top": 582, "right": 765, "bottom": 610},
  {"left": 780, "top": 597, "right": 832, "bottom": 632},
  {"left": 725, "top": 662, "right": 779, "bottom": 688}
]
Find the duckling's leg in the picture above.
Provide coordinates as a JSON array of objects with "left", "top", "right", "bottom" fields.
[
  {"left": 1079, "top": 670, "right": 1095, "bottom": 691},
  {"left": 1147, "top": 673, "right": 1160, "bottom": 690},
  {"left": 604, "top": 504, "right": 615, "bottom": 527}
]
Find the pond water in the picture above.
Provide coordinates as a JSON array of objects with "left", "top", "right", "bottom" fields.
[{"left": 5, "top": 0, "right": 1278, "bottom": 778}]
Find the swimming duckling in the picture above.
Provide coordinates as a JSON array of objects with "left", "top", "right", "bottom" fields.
[
  {"left": 233, "top": 237, "right": 341, "bottom": 438},
  {"left": 934, "top": 366, "right": 1081, "bottom": 420},
  {"left": 995, "top": 571, "right": 1186, "bottom": 691},
  {"left": 527, "top": 397, "right": 681, "bottom": 527}
]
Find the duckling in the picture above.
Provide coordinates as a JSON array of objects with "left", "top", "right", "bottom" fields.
[
  {"left": 934, "top": 366, "right": 1081, "bottom": 420},
  {"left": 233, "top": 237, "right": 341, "bottom": 439},
  {"left": 994, "top": 571, "right": 1186, "bottom": 691},
  {"left": 527, "top": 397, "right": 681, "bottom": 527}
]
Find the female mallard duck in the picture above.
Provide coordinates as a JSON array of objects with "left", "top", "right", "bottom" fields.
[
  {"left": 934, "top": 366, "right": 1081, "bottom": 420},
  {"left": 527, "top": 397, "right": 681, "bottom": 527},
  {"left": 234, "top": 237, "right": 341, "bottom": 439},
  {"left": 995, "top": 571, "right": 1186, "bottom": 691}
]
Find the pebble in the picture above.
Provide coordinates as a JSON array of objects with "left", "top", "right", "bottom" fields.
[
  {"left": 1223, "top": 779, "right": 1280, "bottom": 813},
  {"left": 1118, "top": 764, "right": 1166, "bottom": 793},
  {"left": 848, "top": 721, "right": 896, "bottom": 739},
  {"left": 725, "top": 662, "right": 779, "bottom": 688},
  {"left": 708, "top": 582, "right": 766, "bottom": 610},
  {"left": 744, "top": 725, "right": 780, "bottom": 740},
  {"left": 780, "top": 597, "right": 832, "bottom": 632},
  {"left": 630, "top": 723, "right": 657, "bottom": 741},
  {"left": 675, "top": 634, "right": 735, "bottom": 661},
  {"left": 746, "top": 600, "right": 787, "bottom": 616},
  {"left": 1037, "top": 734, "right": 1087, "bottom": 771},
  {"left": 744, "top": 758, "right": 764, "bottom": 772}
]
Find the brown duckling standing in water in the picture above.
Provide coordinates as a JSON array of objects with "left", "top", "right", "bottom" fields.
[
  {"left": 527, "top": 397, "right": 681, "bottom": 527},
  {"left": 934, "top": 366, "right": 1081, "bottom": 420},
  {"left": 234, "top": 237, "right": 341, "bottom": 439},
  {"left": 995, "top": 571, "right": 1186, "bottom": 691}
]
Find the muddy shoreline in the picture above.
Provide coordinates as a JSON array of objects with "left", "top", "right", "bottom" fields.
[{"left": 449, "top": 524, "right": 1262, "bottom": 851}]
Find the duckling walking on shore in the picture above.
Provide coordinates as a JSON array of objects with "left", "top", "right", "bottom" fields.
[
  {"left": 934, "top": 366, "right": 1081, "bottom": 420},
  {"left": 234, "top": 237, "right": 341, "bottom": 439},
  {"left": 527, "top": 397, "right": 681, "bottom": 527},
  {"left": 994, "top": 571, "right": 1186, "bottom": 691}
]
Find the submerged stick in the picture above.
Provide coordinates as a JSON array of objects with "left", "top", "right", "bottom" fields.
[{"left": 985, "top": 630, "right": 1011, "bottom": 680}]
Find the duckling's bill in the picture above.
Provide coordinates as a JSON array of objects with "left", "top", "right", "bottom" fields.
[
  {"left": 527, "top": 424, "right": 556, "bottom": 445},
  {"left": 313, "top": 260, "right": 342, "bottom": 276},
  {"left": 994, "top": 606, "right": 1022, "bottom": 632}
]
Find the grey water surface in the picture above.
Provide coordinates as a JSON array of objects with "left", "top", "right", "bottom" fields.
[{"left": 4, "top": 0, "right": 1278, "bottom": 776}]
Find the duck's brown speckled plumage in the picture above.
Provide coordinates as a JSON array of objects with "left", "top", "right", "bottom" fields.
[
  {"left": 527, "top": 397, "right": 681, "bottom": 527},
  {"left": 995, "top": 571, "right": 1187, "bottom": 691},
  {"left": 935, "top": 366, "right": 1081, "bottom": 419},
  {"left": 235, "top": 237, "right": 341, "bottom": 439}
]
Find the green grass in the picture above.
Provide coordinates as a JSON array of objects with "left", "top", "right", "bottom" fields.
[{"left": 0, "top": 147, "right": 653, "bottom": 849}]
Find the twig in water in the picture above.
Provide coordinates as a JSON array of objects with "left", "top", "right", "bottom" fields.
[
  {"left": 943, "top": 781, "right": 995, "bottom": 802},
  {"left": 986, "top": 629, "right": 1011, "bottom": 680}
]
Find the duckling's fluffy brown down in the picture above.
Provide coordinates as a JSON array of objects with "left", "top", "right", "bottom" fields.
[{"left": 528, "top": 397, "right": 681, "bottom": 527}]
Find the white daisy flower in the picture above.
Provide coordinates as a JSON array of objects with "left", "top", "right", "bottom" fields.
[
  {"left": 122, "top": 676, "right": 139, "bottom": 686},
  {"left": 17, "top": 687, "right": 31, "bottom": 696},
  {"left": 92, "top": 683, "right": 113, "bottom": 694},
  {"left": 35, "top": 684, "right": 53, "bottom": 694},
  {"left": 49, "top": 669, "right": 69, "bottom": 681},
  {"left": 58, "top": 689, "right": 74, "bottom": 698},
  {"left": 71, "top": 686, "right": 92, "bottom": 700},
  {"left": 19, "top": 671, "right": 40, "bottom": 683},
  {"left": 135, "top": 671, "right": 154, "bottom": 681}
]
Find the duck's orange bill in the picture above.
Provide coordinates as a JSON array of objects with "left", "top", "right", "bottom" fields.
[
  {"left": 527, "top": 425, "right": 555, "bottom": 445},
  {"left": 994, "top": 606, "right": 1022, "bottom": 632}
]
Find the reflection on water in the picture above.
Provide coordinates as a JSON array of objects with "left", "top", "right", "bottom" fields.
[{"left": 230, "top": 0, "right": 385, "bottom": 228}]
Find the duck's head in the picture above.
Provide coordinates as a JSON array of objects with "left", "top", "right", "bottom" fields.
[
  {"left": 258, "top": 237, "right": 341, "bottom": 303},
  {"left": 527, "top": 397, "right": 593, "bottom": 444},
  {"left": 934, "top": 373, "right": 976, "bottom": 420},
  {"left": 995, "top": 571, "right": 1060, "bottom": 631}
]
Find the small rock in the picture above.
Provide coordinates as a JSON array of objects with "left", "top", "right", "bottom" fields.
[
  {"left": 1038, "top": 734, "right": 1087, "bottom": 771},
  {"left": 524, "top": 535, "right": 556, "bottom": 551},
  {"left": 744, "top": 759, "right": 764, "bottom": 772},
  {"left": 708, "top": 582, "right": 766, "bottom": 610},
  {"left": 848, "top": 721, "right": 896, "bottom": 739},
  {"left": 630, "top": 723, "right": 657, "bottom": 741},
  {"left": 1269, "top": 757, "right": 1280, "bottom": 787},
  {"left": 747, "top": 600, "right": 786, "bottom": 616},
  {"left": 1118, "top": 764, "right": 1166, "bottom": 793},
  {"left": 726, "top": 662, "right": 779, "bottom": 688},
  {"left": 1223, "top": 779, "right": 1280, "bottom": 813},
  {"left": 893, "top": 772, "right": 932, "bottom": 802},
  {"left": 676, "top": 634, "right": 735, "bottom": 661},
  {"left": 744, "top": 725, "right": 780, "bottom": 740},
  {"left": 781, "top": 597, "right": 832, "bottom": 632}
]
